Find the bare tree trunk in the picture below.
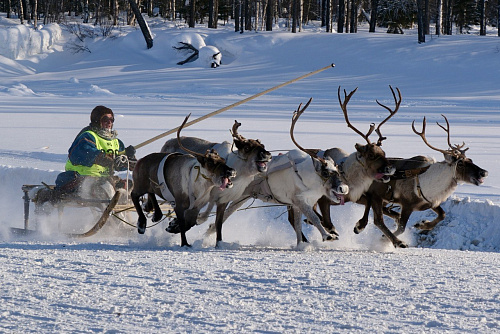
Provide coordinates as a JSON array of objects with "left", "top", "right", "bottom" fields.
[
  {"left": 18, "top": 0, "right": 24, "bottom": 24},
  {"left": 417, "top": 0, "right": 425, "bottom": 43},
  {"left": 349, "top": 0, "right": 357, "bottom": 33},
  {"left": 189, "top": 0, "right": 196, "bottom": 27},
  {"left": 299, "top": 0, "right": 303, "bottom": 32},
  {"left": 325, "top": 0, "right": 332, "bottom": 32},
  {"left": 128, "top": 0, "right": 154, "bottom": 48},
  {"left": 113, "top": 0, "right": 119, "bottom": 25},
  {"left": 369, "top": 0, "right": 377, "bottom": 32},
  {"left": 266, "top": 0, "right": 273, "bottom": 30},
  {"left": 33, "top": 0, "right": 38, "bottom": 29},
  {"left": 498, "top": 3, "right": 500, "bottom": 37},
  {"left": 345, "top": 0, "right": 349, "bottom": 32},
  {"left": 235, "top": 0, "right": 240, "bottom": 31},
  {"left": 337, "top": 0, "right": 344, "bottom": 33},
  {"left": 94, "top": 0, "right": 101, "bottom": 25},
  {"left": 436, "top": 0, "right": 442, "bottom": 35},
  {"left": 83, "top": 0, "right": 90, "bottom": 23},
  {"left": 424, "top": 0, "right": 429, "bottom": 35},
  {"left": 479, "top": 0, "right": 486, "bottom": 36},
  {"left": 292, "top": 0, "right": 297, "bottom": 32}
]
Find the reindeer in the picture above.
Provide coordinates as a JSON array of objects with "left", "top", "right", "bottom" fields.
[
  {"left": 354, "top": 115, "right": 488, "bottom": 248},
  {"left": 131, "top": 115, "right": 237, "bottom": 247},
  {"left": 306, "top": 86, "right": 399, "bottom": 238},
  {"left": 206, "top": 98, "right": 349, "bottom": 246},
  {"left": 161, "top": 120, "right": 272, "bottom": 232}
]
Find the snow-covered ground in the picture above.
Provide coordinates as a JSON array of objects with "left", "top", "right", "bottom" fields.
[{"left": 1, "top": 13, "right": 500, "bottom": 332}]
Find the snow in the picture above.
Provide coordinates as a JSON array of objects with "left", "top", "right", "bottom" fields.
[{"left": 1, "top": 13, "right": 500, "bottom": 332}]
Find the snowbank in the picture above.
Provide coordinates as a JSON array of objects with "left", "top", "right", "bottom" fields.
[{"left": 0, "top": 23, "right": 61, "bottom": 59}]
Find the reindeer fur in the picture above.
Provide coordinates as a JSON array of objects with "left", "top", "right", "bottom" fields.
[{"left": 131, "top": 152, "right": 236, "bottom": 247}]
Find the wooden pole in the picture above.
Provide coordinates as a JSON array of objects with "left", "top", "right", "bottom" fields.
[{"left": 134, "top": 63, "right": 335, "bottom": 150}]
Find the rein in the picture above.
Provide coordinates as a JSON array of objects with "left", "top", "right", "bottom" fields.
[{"left": 193, "top": 165, "right": 211, "bottom": 182}]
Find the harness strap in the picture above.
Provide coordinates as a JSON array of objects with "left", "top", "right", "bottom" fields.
[
  {"left": 416, "top": 175, "right": 432, "bottom": 204},
  {"left": 193, "top": 166, "right": 211, "bottom": 182},
  {"left": 392, "top": 165, "right": 431, "bottom": 180}
]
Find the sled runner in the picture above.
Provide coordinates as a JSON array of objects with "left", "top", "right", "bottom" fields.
[{"left": 15, "top": 183, "right": 175, "bottom": 238}]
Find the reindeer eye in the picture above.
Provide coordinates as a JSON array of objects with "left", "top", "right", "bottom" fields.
[{"left": 457, "top": 159, "right": 464, "bottom": 168}]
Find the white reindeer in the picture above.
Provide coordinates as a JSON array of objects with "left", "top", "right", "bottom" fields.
[{"left": 207, "top": 98, "right": 350, "bottom": 246}]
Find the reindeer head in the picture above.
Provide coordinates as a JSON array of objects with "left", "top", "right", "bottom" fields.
[
  {"left": 291, "top": 98, "right": 349, "bottom": 204},
  {"left": 230, "top": 120, "right": 272, "bottom": 173},
  {"left": 338, "top": 86, "right": 400, "bottom": 182},
  {"left": 178, "top": 114, "right": 236, "bottom": 190},
  {"left": 412, "top": 115, "right": 488, "bottom": 186}
]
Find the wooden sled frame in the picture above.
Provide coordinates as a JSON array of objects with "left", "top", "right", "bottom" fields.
[{"left": 17, "top": 184, "right": 174, "bottom": 238}]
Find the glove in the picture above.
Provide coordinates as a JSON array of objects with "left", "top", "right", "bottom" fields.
[
  {"left": 125, "top": 145, "right": 136, "bottom": 159},
  {"left": 94, "top": 152, "right": 114, "bottom": 169},
  {"left": 114, "top": 155, "right": 129, "bottom": 170}
]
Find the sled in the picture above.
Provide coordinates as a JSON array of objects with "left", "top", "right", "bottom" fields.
[{"left": 14, "top": 184, "right": 175, "bottom": 238}]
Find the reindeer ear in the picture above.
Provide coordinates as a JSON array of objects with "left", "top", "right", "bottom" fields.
[
  {"left": 355, "top": 143, "right": 366, "bottom": 153},
  {"left": 196, "top": 155, "right": 206, "bottom": 165},
  {"left": 443, "top": 152, "right": 455, "bottom": 163}
]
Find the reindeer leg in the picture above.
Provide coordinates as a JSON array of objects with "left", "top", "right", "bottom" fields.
[
  {"left": 354, "top": 195, "right": 371, "bottom": 234},
  {"left": 288, "top": 206, "right": 309, "bottom": 243},
  {"left": 131, "top": 191, "right": 148, "bottom": 234},
  {"left": 290, "top": 206, "right": 305, "bottom": 246},
  {"left": 197, "top": 201, "right": 214, "bottom": 225},
  {"left": 150, "top": 193, "right": 163, "bottom": 223},
  {"left": 371, "top": 198, "right": 407, "bottom": 248},
  {"left": 317, "top": 196, "right": 339, "bottom": 237},
  {"left": 394, "top": 207, "right": 412, "bottom": 236},
  {"left": 215, "top": 202, "right": 229, "bottom": 248},
  {"left": 414, "top": 206, "right": 446, "bottom": 231},
  {"left": 297, "top": 202, "right": 337, "bottom": 242}
]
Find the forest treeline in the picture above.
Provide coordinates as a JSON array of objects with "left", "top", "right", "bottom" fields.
[{"left": 1, "top": 0, "right": 499, "bottom": 41}]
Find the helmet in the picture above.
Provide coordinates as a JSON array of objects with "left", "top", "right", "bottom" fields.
[{"left": 90, "top": 105, "right": 114, "bottom": 127}]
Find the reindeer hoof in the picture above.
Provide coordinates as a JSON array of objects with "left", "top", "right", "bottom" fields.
[
  {"left": 137, "top": 220, "right": 146, "bottom": 234},
  {"left": 353, "top": 226, "right": 364, "bottom": 234},
  {"left": 395, "top": 241, "right": 408, "bottom": 248},
  {"left": 152, "top": 212, "right": 163, "bottom": 223},
  {"left": 414, "top": 220, "right": 431, "bottom": 231},
  {"left": 326, "top": 227, "right": 339, "bottom": 237},
  {"left": 166, "top": 219, "right": 181, "bottom": 234},
  {"left": 323, "top": 234, "right": 338, "bottom": 242}
]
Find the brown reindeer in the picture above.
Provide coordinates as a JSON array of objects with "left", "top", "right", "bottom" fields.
[
  {"left": 307, "top": 86, "right": 400, "bottom": 238},
  {"left": 354, "top": 115, "right": 488, "bottom": 247},
  {"left": 131, "top": 115, "right": 237, "bottom": 247}
]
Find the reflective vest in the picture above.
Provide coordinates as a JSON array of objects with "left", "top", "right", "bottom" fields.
[{"left": 65, "top": 131, "right": 120, "bottom": 177}]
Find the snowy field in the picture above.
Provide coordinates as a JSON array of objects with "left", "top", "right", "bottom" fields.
[{"left": 1, "top": 13, "right": 500, "bottom": 332}]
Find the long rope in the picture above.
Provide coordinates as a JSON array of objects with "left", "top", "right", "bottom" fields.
[{"left": 134, "top": 63, "right": 335, "bottom": 150}]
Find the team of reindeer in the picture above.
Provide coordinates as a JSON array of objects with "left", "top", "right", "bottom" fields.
[{"left": 131, "top": 86, "right": 488, "bottom": 248}]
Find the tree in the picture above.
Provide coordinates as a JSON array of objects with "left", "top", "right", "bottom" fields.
[
  {"left": 436, "top": 0, "right": 443, "bottom": 35},
  {"left": 417, "top": 0, "right": 425, "bottom": 42},
  {"left": 338, "top": 0, "right": 345, "bottom": 32},
  {"left": 479, "top": 0, "right": 486, "bottom": 36},
  {"left": 369, "top": 0, "right": 378, "bottom": 32},
  {"left": 266, "top": 0, "right": 274, "bottom": 31},
  {"left": 128, "top": 0, "right": 154, "bottom": 48}
]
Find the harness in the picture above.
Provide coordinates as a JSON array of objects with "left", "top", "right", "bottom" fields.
[{"left": 251, "top": 153, "right": 309, "bottom": 205}]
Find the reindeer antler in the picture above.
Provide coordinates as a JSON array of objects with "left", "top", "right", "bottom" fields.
[
  {"left": 177, "top": 113, "right": 204, "bottom": 158},
  {"left": 338, "top": 86, "right": 375, "bottom": 144},
  {"left": 436, "top": 114, "right": 469, "bottom": 156},
  {"left": 412, "top": 117, "right": 464, "bottom": 157},
  {"left": 230, "top": 120, "right": 246, "bottom": 141},
  {"left": 375, "top": 85, "right": 402, "bottom": 146},
  {"left": 290, "top": 98, "right": 322, "bottom": 159}
]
